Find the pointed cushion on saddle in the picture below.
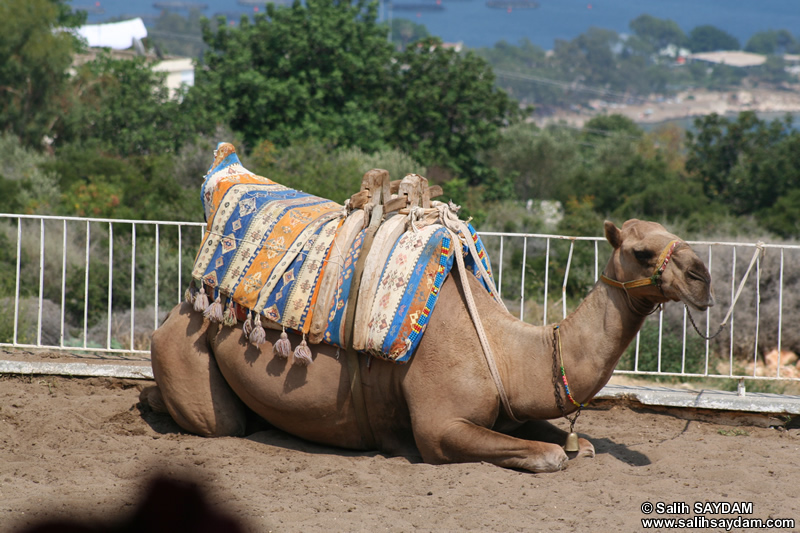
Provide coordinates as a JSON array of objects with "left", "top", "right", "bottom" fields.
[{"left": 192, "top": 143, "right": 343, "bottom": 325}]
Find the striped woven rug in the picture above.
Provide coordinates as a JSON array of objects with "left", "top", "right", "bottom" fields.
[{"left": 189, "top": 142, "right": 496, "bottom": 364}]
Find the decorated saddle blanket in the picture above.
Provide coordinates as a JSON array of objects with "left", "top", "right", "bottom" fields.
[{"left": 190, "top": 143, "right": 497, "bottom": 364}]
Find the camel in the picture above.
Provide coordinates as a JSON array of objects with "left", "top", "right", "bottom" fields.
[{"left": 142, "top": 219, "right": 714, "bottom": 472}]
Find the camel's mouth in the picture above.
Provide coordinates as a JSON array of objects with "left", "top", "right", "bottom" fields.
[
  {"left": 681, "top": 287, "right": 715, "bottom": 312},
  {"left": 687, "top": 300, "right": 714, "bottom": 312}
]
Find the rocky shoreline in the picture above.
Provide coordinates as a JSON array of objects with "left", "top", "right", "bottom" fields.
[{"left": 534, "top": 86, "right": 800, "bottom": 128}]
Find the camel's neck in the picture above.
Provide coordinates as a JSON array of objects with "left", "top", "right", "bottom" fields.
[
  {"left": 556, "top": 281, "right": 649, "bottom": 400},
  {"left": 498, "top": 278, "right": 651, "bottom": 421}
]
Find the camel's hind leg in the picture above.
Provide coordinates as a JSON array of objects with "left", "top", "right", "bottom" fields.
[{"left": 145, "top": 302, "right": 247, "bottom": 437}]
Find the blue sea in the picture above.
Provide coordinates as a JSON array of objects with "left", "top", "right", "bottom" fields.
[{"left": 70, "top": 0, "right": 800, "bottom": 50}]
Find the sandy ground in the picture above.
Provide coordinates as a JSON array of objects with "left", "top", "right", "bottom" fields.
[
  {"left": 535, "top": 87, "right": 800, "bottom": 128},
  {"left": 2, "top": 374, "right": 800, "bottom": 532}
]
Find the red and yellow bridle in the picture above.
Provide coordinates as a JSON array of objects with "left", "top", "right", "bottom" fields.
[{"left": 600, "top": 240, "right": 682, "bottom": 292}]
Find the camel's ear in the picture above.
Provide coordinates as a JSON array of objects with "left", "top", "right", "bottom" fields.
[{"left": 604, "top": 220, "right": 622, "bottom": 249}]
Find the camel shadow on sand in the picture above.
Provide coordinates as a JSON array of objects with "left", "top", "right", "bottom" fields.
[
  {"left": 590, "top": 437, "right": 651, "bottom": 467},
  {"left": 137, "top": 401, "right": 647, "bottom": 468},
  {"left": 135, "top": 401, "right": 422, "bottom": 462}
]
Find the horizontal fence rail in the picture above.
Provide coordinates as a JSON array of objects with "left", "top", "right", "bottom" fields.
[{"left": 2, "top": 213, "right": 799, "bottom": 388}]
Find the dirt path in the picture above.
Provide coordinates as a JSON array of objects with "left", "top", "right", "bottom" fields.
[{"left": 1, "top": 375, "right": 799, "bottom": 532}]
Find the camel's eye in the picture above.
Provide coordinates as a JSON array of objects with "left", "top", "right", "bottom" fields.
[{"left": 633, "top": 249, "right": 654, "bottom": 264}]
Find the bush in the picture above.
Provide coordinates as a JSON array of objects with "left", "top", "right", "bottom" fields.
[
  {"left": 618, "top": 319, "right": 707, "bottom": 377},
  {"left": 758, "top": 188, "right": 800, "bottom": 238},
  {"left": 248, "top": 138, "right": 362, "bottom": 204},
  {"left": 0, "top": 132, "right": 61, "bottom": 214}
]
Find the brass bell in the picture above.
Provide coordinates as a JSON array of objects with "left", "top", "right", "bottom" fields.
[{"left": 564, "top": 431, "right": 580, "bottom": 452}]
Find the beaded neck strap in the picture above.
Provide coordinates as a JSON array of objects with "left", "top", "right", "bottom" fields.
[{"left": 553, "top": 325, "right": 586, "bottom": 409}]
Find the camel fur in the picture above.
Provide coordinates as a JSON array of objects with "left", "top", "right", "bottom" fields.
[{"left": 142, "top": 219, "right": 714, "bottom": 473}]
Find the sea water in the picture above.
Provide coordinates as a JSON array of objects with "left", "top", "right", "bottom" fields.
[{"left": 71, "top": 0, "right": 800, "bottom": 50}]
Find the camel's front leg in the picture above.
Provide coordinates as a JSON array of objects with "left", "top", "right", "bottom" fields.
[
  {"left": 416, "top": 419, "right": 569, "bottom": 473},
  {"left": 507, "top": 419, "right": 595, "bottom": 459}
]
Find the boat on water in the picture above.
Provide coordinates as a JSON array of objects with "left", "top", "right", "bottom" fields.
[
  {"left": 73, "top": 5, "right": 106, "bottom": 14},
  {"left": 390, "top": 3, "right": 445, "bottom": 11},
  {"left": 485, "top": 0, "right": 539, "bottom": 8},
  {"left": 153, "top": 1, "right": 209, "bottom": 10}
]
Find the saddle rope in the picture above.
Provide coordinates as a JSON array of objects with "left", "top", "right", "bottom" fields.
[{"left": 437, "top": 203, "right": 517, "bottom": 423}]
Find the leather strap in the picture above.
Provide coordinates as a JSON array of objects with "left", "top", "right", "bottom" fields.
[
  {"left": 343, "top": 223, "right": 379, "bottom": 449},
  {"left": 601, "top": 240, "right": 681, "bottom": 291}
]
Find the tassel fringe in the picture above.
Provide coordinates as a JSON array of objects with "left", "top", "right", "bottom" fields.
[
  {"left": 222, "top": 300, "right": 238, "bottom": 327},
  {"left": 274, "top": 329, "right": 292, "bottom": 359},
  {"left": 193, "top": 286, "right": 209, "bottom": 313},
  {"left": 249, "top": 314, "right": 266, "bottom": 345},
  {"left": 184, "top": 281, "right": 197, "bottom": 304},
  {"left": 204, "top": 295, "right": 224, "bottom": 323},
  {"left": 293, "top": 337, "right": 313, "bottom": 366},
  {"left": 242, "top": 312, "right": 253, "bottom": 338}
]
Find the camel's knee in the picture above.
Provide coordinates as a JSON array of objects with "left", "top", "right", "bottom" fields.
[
  {"left": 148, "top": 303, "right": 247, "bottom": 438},
  {"left": 139, "top": 385, "right": 168, "bottom": 413}
]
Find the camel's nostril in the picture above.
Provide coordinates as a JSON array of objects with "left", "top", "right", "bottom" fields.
[{"left": 687, "top": 269, "right": 706, "bottom": 283}]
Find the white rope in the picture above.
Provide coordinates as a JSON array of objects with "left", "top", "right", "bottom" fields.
[
  {"left": 407, "top": 206, "right": 424, "bottom": 233},
  {"left": 686, "top": 241, "right": 765, "bottom": 341},
  {"left": 721, "top": 242, "right": 764, "bottom": 327},
  {"left": 448, "top": 229, "right": 520, "bottom": 423}
]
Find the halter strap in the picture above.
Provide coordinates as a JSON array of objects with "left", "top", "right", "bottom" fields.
[{"left": 600, "top": 240, "right": 681, "bottom": 291}]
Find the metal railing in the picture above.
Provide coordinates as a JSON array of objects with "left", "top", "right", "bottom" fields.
[
  {"left": 479, "top": 231, "right": 799, "bottom": 385},
  {"left": 2, "top": 213, "right": 798, "bottom": 385},
  {"left": 1, "top": 214, "right": 204, "bottom": 358}
]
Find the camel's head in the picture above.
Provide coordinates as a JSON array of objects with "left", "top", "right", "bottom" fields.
[{"left": 603, "top": 219, "right": 715, "bottom": 311}]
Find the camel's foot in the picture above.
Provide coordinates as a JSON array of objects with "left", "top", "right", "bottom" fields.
[
  {"left": 139, "top": 385, "right": 168, "bottom": 413},
  {"left": 578, "top": 437, "right": 595, "bottom": 458}
]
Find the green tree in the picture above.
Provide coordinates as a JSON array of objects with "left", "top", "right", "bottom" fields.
[
  {"left": 545, "top": 28, "right": 629, "bottom": 95},
  {"left": 557, "top": 115, "right": 712, "bottom": 221},
  {"left": 382, "top": 37, "right": 522, "bottom": 184},
  {"left": 581, "top": 114, "right": 642, "bottom": 142},
  {"left": 487, "top": 122, "right": 579, "bottom": 202},
  {"left": 64, "top": 53, "right": 196, "bottom": 157},
  {"left": 0, "top": 0, "right": 85, "bottom": 148},
  {"left": 629, "top": 15, "right": 688, "bottom": 54},
  {"left": 249, "top": 138, "right": 370, "bottom": 204},
  {"left": 188, "top": 0, "right": 394, "bottom": 151},
  {"left": 0, "top": 133, "right": 62, "bottom": 214},
  {"left": 752, "top": 55, "right": 792, "bottom": 84},
  {"left": 745, "top": 29, "right": 796, "bottom": 55},
  {"left": 147, "top": 8, "right": 208, "bottom": 58},
  {"left": 390, "top": 18, "right": 430, "bottom": 50},
  {"left": 685, "top": 112, "right": 800, "bottom": 215},
  {"left": 44, "top": 143, "right": 197, "bottom": 221},
  {"left": 759, "top": 188, "right": 800, "bottom": 238},
  {"left": 688, "top": 25, "right": 740, "bottom": 53},
  {"left": 476, "top": 39, "right": 567, "bottom": 107}
]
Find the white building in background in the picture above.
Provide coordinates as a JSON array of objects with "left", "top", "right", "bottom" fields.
[
  {"left": 71, "top": 17, "right": 195, "bottom": 99},
  {"left": 74, "top": 17, "right": 148, "bottom": 50},
  {"left": 151, "top": 57, "right": 195, "bottom": 98}
]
